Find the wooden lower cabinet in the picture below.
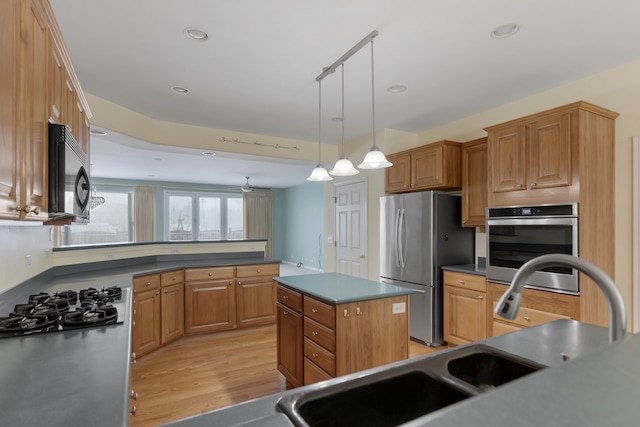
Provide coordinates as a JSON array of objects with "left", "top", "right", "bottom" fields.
[
  {"left": 132, "top": 274, "right": 161, "bottom": 357},
  {"left": 160, "top": 269, "right": 184, "bottom": 345},
  {"left": 277, "top": 302, "right": 303, "bottom": 388},
  {"left": 276, "top": 284, "right": 409, "bottom": 388},
  {"left": 488, "top": 281, "right": 580, "bottom": 336},
  {"left": 184, "top": 280, "right": 236, "bottom": 335},
  {"left": 236, "top": 264, "right": 279, "bottom": 328},
  {"left": 443, "top": 271, "right": 488, "bottom": 346}
]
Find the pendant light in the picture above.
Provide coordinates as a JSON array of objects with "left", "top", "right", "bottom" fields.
[
  {"left": 357, "top": 39, "right": 392, "bottom": 170},
  {"left": 307, "top": 80, "right": 333, "bottom": 181},
  {"left": 330, "top": 64, "right": 359, "bottom": 177}
]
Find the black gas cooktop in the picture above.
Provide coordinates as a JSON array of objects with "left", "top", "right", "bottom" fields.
[{"left": 0, "top": 286, "right": 126, "bottom": 338}]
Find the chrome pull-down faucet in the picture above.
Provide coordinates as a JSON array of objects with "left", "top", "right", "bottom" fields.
[{"left": 495, "top": 254, "right": 627, "bottom": 343}]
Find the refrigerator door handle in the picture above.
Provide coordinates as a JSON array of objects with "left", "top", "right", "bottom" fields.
[
  {"left": 394, "top": 208, "right": 402, "bottom": 268},
  {"left": 399, "top": 208, "right": 407, "bottom": 268}
]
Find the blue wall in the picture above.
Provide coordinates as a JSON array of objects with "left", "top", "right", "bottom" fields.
[{"left": 280, "top": 183, "right": 325, "bottom": 270}]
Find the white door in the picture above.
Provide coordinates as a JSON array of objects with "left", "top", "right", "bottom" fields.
[{"left": 334, "top": 179, "right": 367, "bottom": 278}]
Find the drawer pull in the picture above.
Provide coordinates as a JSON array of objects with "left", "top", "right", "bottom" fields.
[
  {"left": 283, "top": 311, "right": 289, "bottom": 315},
  {"left": 145, "top": 282, "right": 151, "bottom": 287},
  {"left": 172, "top": 276, "right": 177, "bottom": 281},
  {"left": 282, "top": 295, "right": 289, "bottom": 299},
  {"left": 356, "top": 307, "right": 363, "bottom": 316},
  {"left": 477, "top": 296, "right": 483, "bottom": 300},
  {"left": 208, "top": 273, "right": 213, "bottom": 276},
  {"left": 311, "top": 308, "right": 319, "bottom": 313},
  {"left": 257, "top": 269, "right": 261, "bottom": 273},
  {"left": 524, "top": 316, "right": 531, "bottom": 322},
  {"left": 459, "top": 280, "right": 465, "bottom": 285},
  {"left": 343, "top": 309, "right": 349, "bottom": 318},
  {"left": 312, "top": 353, "right": 319, "bottom": 358},
  {"left": 312, "top": 331, "right": 318, "bottom": 336}
]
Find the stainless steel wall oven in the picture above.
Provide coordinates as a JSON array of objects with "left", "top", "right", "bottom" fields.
[{"left": 486, "top": 203, "right": 579, "bottom": 294}]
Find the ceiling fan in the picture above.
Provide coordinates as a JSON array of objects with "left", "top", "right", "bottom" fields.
[{"left": 241, "top": 176, "right": 253, "bottom": 193}]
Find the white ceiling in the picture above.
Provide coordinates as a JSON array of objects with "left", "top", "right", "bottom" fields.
[{"left": 51, "top": 0, "right": 640, "bottom": 189}]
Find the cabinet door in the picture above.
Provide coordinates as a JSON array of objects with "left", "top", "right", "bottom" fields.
[
  {"left": 461, "top": 138, "right": 487, "bottom": 227},
  {"left": 20, "top": 0, "right": 49, "bottom": 220},
  {"left": 277, "top": 302, "right": 303, "bottom": 388},
  {"left": 133, "top": 288, "right": 161, "bottom": 357},
  {"left": 161, "top": 283, "right": 184, "bottom": 345},
  {"left": 48, "top": 31, "right": 64, "bottom": 125},
  {"left": 335, "top": 296, "right": 409, "bottom": 376},
  {"left": 528, "top": 112, "right": 571, "bottom": 189},
  {"left": 184, "top": 280, "right": 236, "bottom": 334},
  {"left": 236, "top": 278, "right": 276, "bottom": 328},
  {"left": 443, "top": 286, "right": 487, "bottom": 346},
  {"left": 0, "top": 0, "right": 20, "bottom": 219},
  {"left": 489, "top": 124, "right": 526, "bottom": 194},
  {"left": 384, "top": 152, "right": 411, "bottom": 193},
  {"left": 411, "top": 145, "right": 444, "bottom": 189}
]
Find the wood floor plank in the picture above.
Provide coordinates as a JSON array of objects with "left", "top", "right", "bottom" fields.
[{"left": 130, "top": 324, "right": 443, "bottom": 426}]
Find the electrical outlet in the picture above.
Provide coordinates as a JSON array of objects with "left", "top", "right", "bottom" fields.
[
  {"left": 105, "top": 253, "right": 115, "bottom": 260},
  {"left": 170, "top": 248, "right": 180, "bottom": 254},
  {"left": 248, "top": 246, "right": 256, "bottom": 251},
  {"left": 25, "top": 255, "right": 32, "bottom": 266},
  {"left": 392, "top": 302, "right": 406, "bottom": 314}
]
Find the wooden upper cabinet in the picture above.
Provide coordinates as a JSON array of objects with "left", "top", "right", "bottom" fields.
[
  {"left": 385, "top": 141, "right": 462, "bottom": 194},
  {"left": 461, "top": 137, "right": 487, "bottom": 227},
  {"left": 384, "top": 152, "right": 411, "bottom": 193},
  {"left": 485, "top": 102, "right": 617, "bottom": 206},
  {"left": 48, "top": 31, "right": 64, "bottom": 125},
  {"left": 0, "top": 0, "right": 21, "bottom": 220}
]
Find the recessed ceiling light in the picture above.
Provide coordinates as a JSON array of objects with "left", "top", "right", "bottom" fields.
[
  {"left": 90, "top": 129, "right": 108, "bottom": 136},
  {"left": 491, "top": 24, "right": 520, "bottom": 39},
  {"left": 202, "top": 151, "right": 217, "bottom": 157},
  {"left": 171, "top": 86, "right": 189, "bottom": 94},
  {"left": 153, "top": 157, "right": 164, "bottom": 161},
  {"left": 387, "top": 85, "right": 407, "bottom": 93},
  {"left": 183, "top": 27, "right": 209, "bottom": 41}
]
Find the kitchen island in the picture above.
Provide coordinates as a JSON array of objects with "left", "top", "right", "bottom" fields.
[{"left": 274, "top": 273, "right": 413, "bottom": 387}]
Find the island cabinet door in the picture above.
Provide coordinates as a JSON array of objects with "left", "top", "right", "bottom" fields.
[
  {"left": 277, "top": 302, "right": 303, "bottom": 388},
  {"left": 335, "top": 295, "right": 409, "bottom": 376},
  {"left": 184, "top": 279, "right": 236, "bottom": 334}
]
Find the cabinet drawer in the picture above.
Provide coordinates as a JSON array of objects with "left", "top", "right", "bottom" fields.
[
  {"left": 277, "top": 285, "right": 302, "bottom": 312},
  {"left": 304, "top": 317, "right": 336, "bottom": 352},
  {"left": 133, "top": 274, "right": 160, "bottom": 292},
  {"left": 443, "top": 271, "right": 486, "bottom": 292},
  {"left": 236, "top": 263, "right": 280, "bottom": 278},
  {"left": 492, "top": 321, "right": 522, "bottom": 337},
  {"left": 185, "top": 267, "right": 235, "bottom": 282},
  {"left": 161, "top": 270, "right": 184, "bottom": 286},
  {"left": 304, "top": 337, "right": 335, "bottom": 376},
  {"left": 304, "top": 357, "right": 333, "bottom": 385},
  {"left": 304, "top": 296, "right": 335, "bottom": 329},
  {"left": 492, "top": 304, "right": 569, "bottom": 327}
]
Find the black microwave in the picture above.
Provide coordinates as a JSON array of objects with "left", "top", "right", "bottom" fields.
[{"left": 48, "top": 123, "right": 90, "bottom": 223}]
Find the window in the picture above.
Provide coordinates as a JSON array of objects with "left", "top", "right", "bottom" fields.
[
  {"left": 60, "top": 189, "right": 134, "bottom": 246},
  {"left": 164, "top": 191, "right": 243, "bottom": 241}
]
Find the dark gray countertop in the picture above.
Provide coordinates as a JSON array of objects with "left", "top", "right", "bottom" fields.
[
  {"left": 441, "top": 264, "right": 486, "bottom": 276},
  {"left": 163, "top": 320, "right": 628, "bottom": 427},
  {"left": 273, "top": 273, "right": 413, "bottom": 304},
  {"left": 0, "top": 253, "right": 279, "bottom": 427}
]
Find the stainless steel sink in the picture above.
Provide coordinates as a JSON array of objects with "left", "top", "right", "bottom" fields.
[{"left": 277, "top": 344, "right": 546, "bottom": 427}]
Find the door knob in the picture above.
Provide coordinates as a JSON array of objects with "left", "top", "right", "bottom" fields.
[{"left": 358, "top": 254, "right": 365, "bottom": 259}]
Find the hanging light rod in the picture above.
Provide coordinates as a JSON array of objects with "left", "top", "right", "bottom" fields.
[{"left": 315, "top": 30, "right": 379, "bottom": 82}]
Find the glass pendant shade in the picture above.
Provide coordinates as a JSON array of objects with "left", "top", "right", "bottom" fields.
[
  {"left": 307, "top": 164, "right": 333, "bottom": 181},
  {"left": 358, "top": 146, "right": 392, "bottom": 169},
  {"left": 330, "top": 156, "right": 359, "bottom": 176}
]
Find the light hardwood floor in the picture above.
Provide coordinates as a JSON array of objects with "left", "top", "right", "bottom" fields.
[{"left": 130, "top": 324, "right": 445, "bottom": 427}]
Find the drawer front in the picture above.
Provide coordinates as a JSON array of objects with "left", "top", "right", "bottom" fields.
[
  {"left": 304, "top": 357, "right": 333, "bottom": 385},
  {"left": 161, "top": 270, "right": 184, "bottom": 287},
  {"left": 133, "top": 274, "right": 160, "bottom": 292},
  {"left": 304, "top": 337, "right": 335, "bottom": 376},
  {"left": 304, "top": 296, "right": 335, "bottom": 329},
  {"left": 492, "top": 321, "right": 522, "bottom": 337},
  {"left": 236, "top": 263, "right": 280, "bottom": 278},
  {"left": 443, "top": 271, "right": 486, "bottom": 293},
  {"left": 492, "top": 304, "right": 569, "bottom": 327},
  {"left": 304, "top": 317, "right": 336, "bottom": 352},
  {"left": 277, "top": 285, "right": 302, "bottom": 312},
  {"left": 185, "top": 267, "right": 235, "bottom": 282}
]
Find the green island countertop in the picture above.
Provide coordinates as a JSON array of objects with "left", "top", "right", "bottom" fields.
[{"left": 273, "top": 272, "right": 413, "bottom": 304}]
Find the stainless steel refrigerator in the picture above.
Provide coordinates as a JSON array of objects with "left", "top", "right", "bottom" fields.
[{"left": 380, "top": 191, "right": 474, "bottom": 347}]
